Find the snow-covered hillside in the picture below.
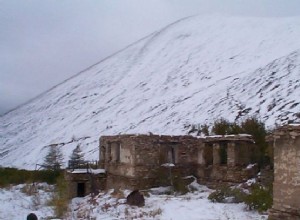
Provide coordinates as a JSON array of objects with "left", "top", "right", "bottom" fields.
[{"left": 1, "top": 15, "right": 300, "bottom": 169}]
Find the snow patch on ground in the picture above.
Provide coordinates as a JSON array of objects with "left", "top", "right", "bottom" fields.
[
  {"left": 0, "top": 183, "right": 54, "bottom": 220},
  {"left": 0, "top": 182, "right": 268, "bottom": 220},
  {"left": 70, "top": 185, "right": 268, "bottom": 220}
]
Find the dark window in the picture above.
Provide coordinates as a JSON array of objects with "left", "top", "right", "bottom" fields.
[
  {"left": 219, "top": 143, "right": 227, "bottom": 165},
  {"left": 110, "top": 142, "right": 121, "bottom": 162},
  {"left": 168, "top": 146, "right": 177, "bottom": 164},
  {"left": 205, "top": 144, "right": 213, "bottom": 166},
  {"left": 115, "top": 143, "right": 121, "bottom": 162}
]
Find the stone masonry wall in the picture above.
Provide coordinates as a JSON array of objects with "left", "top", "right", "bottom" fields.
[
  {"left": 269, "top": 125, "right": 300, "bottom": 220},
  {"left": 101, "top": 134, "right": 202, "bottom": 190},
  {"left": 197, "top": 136, "right": 258, "bottom": 186},
  {"left": 100, "top": 134, "right": 258, "bottom": 190},
  {"left": 65, "top": 171, "right": 106, "bottom": 198}
]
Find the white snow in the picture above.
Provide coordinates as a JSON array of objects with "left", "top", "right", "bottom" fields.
[
  {"left": 69, "top": 168, "right": 105, "bottom": 174},
  {"left": 90, "top": 169, "right": 106, "bottom": 174},
  {"left": 161, "top": 163, "right": 175, "bottom": 167},
  {"left": 246, "top": 164, "right": 257, "bottom": 169},
  {"left": 0, "top": 183, "right": 55, "bottom": 220},
  {"left": 1, "top": 15, "right": 300, "bottom": 169},
  {"left": 289, "top": 123, "right": 300, "bottom": 127},
  {"left": 0, "top": 182, "right": 267, "bottom": 219},
  {"left": 69, "top": 184, "right": 267, "bottom": 220}
]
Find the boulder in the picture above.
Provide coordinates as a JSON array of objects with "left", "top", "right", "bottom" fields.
[
  {"left": 126, "top": 190, "right": 145, "bottom": 207},
  {"left": 27, "top": 213, "right": 38, "bottom": 220}
]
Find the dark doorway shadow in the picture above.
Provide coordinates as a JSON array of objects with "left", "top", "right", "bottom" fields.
[{"left": 77, "top": 182, "right": 85, "bottom": 197}]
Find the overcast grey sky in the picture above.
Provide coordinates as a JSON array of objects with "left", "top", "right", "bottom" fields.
[{"left": 1, "top": 0, "right": 300, "bottom": 115}]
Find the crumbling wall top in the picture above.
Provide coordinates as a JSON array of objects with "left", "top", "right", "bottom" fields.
[
  {"left": 204, "top": 134, "right": 254, "bottom": 143},
  {"left": 100, "top": 133, "right": 204, "bottom": 141},
  {"left": 99, "top": 133, "right": 255, "bottom": 145},
  {"left": 268, "top": 124, "right": 300, "bottom": 140}
]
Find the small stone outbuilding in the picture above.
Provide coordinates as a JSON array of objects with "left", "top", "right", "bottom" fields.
[
  {"left": 268, "top": 124, "right": 300, "bottom": 220},
  {"left": 65, "top": 167, "right": 106, "bottom": 198}
]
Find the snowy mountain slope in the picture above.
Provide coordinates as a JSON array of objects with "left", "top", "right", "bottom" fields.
[{"left": 1, "top": 15, "right": 300, "bottom": 169}]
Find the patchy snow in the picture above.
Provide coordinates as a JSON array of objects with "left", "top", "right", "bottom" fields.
[
  {"left": 1, "top": 15, "right": 300, "bottom": 169},
  {"left": 70, "top": 185, "right": 268, "bottom": 220},
  {"left": 0, "top": 182, "right": 268, "bottom": 219},
  {"left": 237, "top": 134, "right": 253, "bottom": 137},
  {"left": 0, "top": 183, "right": 55, "bottom": 220},
  {"left": 90, "top": 169, "right": 106, "bottom": 174},
  {"left": 68, "top": 168, "right": 105, "bottom": 174},
  {"left": 161, "top": 163, "right": 175, "bottom": 167},
  {"left": 245, "top": 178, "right": 257, "bottom": 186},
  {"left": 246, "top": 164, "right": 257, "bottom": 170},
  {"left": 289, "top": 123, "right": 300, "bottom": 127},
  {"left": 205, "top": 135, "right": 223, "bottom": 138}
]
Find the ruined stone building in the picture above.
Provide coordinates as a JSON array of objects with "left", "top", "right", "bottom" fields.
[
  {"left": 99, "top": 134, "right": 259, "bottom": 190},
  {"left": 64, "top": 124, "right": 300, "bottom": 218},
  {"left": 65, "top": 133, "right": 260, "bottom": 198},
  {"left": 268, "top": 125, "right": 300, "bottom": 220}
]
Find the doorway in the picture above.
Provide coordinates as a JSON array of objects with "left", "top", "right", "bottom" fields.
[{"left": 77, "top": 182, "right": 85, "bottom": 197}]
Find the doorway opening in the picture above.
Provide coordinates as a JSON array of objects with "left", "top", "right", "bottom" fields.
[{"left": 77, "top": 182, "right": 85, "bottom": 197}]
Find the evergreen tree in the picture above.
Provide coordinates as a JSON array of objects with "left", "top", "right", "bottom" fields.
[
  {"left": 69, "top": 144, "right": 85, "bottom": 165},
  {"left": 241, "top": 117, "right": 268, "bottom": 167},
  {"left": 212, "top": 118, "right": 242, "bottom": 135},
  {"left": 43, "top": 145, "right": 64, "bottom": 170}
]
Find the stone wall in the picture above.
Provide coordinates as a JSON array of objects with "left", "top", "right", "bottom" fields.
[
  {"left": 65, "top": 171, "right": 106, "bottom": 198},
  {"left": 100, "top": 134, "right": 259, "bottom": 190},
  {"left": 268, "top": 125, "right": 300, "bottom": 220},
  {"left": 197, "top": 136, "right": 258, "bottom": 187},
  {"left": 100, "top": 134, "right": 202, "bottom": 190},
  {"left": 100, "top": 135, "right": 136, "bottom": 178}
]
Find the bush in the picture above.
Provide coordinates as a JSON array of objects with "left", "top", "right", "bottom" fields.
[
  {"left": 209, "top": 117, "right": 270, "bottom": 168},
  {"left": 208, "top": 188, "right": 227, "bottom": 203},
  {"left": 241, "top": 117, "right": 269, "bottom": 167},
  {"left": 0, "top": 167, "right": 60, "bottom": 187},
  {"left": 212, "top": 119, "right": 242, "bottom": 135},
  {"left": 208, "top": 184, "right": 273, "bottom": 213},
  {"left": 172, "top": 176, "right": 189, "bottom": 194},
  {"left": 244, "top": 184, "right": 272, "bottom": 212},
  {"left": 208, "top": 187, "right": 245, "bottom": 203},
  {"left": 33, "top": 170, "right": 60, "bottom": 184},
  {"left": 187, "top": 123, "right": 210, "bottom": 136},
  {"left": 48, "top": 173, "right": 70, "bottom": 218}
]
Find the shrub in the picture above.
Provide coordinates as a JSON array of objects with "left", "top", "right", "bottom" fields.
[
  {"left": 31, "top": 192, "right": 41, "bottom": 210},
  {"left": 48, "top": 173, "right": 70, "bottom": 218},
  {"left": 208, "top": 184, "right": 272, "bottom": 213},
  {"left": 0, "top": 167, "right": 60, "bottom": 187},
  {"left": 187, "top": 123, "right": 210, "bottom": 136},
  {"left": 212, "top": 119, "right": 242, "bottom": 135},
  {"left": 208, "top": 188, "right": 227, "bottom": 203},
  {"left": 172, "top": 176, "right": 189, "bottom": 195},
  {"left": 21, "top": 184, "right": 36, "bottom": 196},
  {"left": 208, "top": 116, "right": 270, "bottom": 168},
  {"left": 149, "top": 208, "right": 163, "bottom": 217},
  {"left": 32, "top": 170, "right": 60, "bottom": 184},
  {"left": 241, "top": 117, "right": 269, "bottom": 167},
  {"left": 208, "top": 187, "right": 245, "bottom": 203},
  {"left": 244, "top": 184, "right": 272, "bottom": 212}
]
